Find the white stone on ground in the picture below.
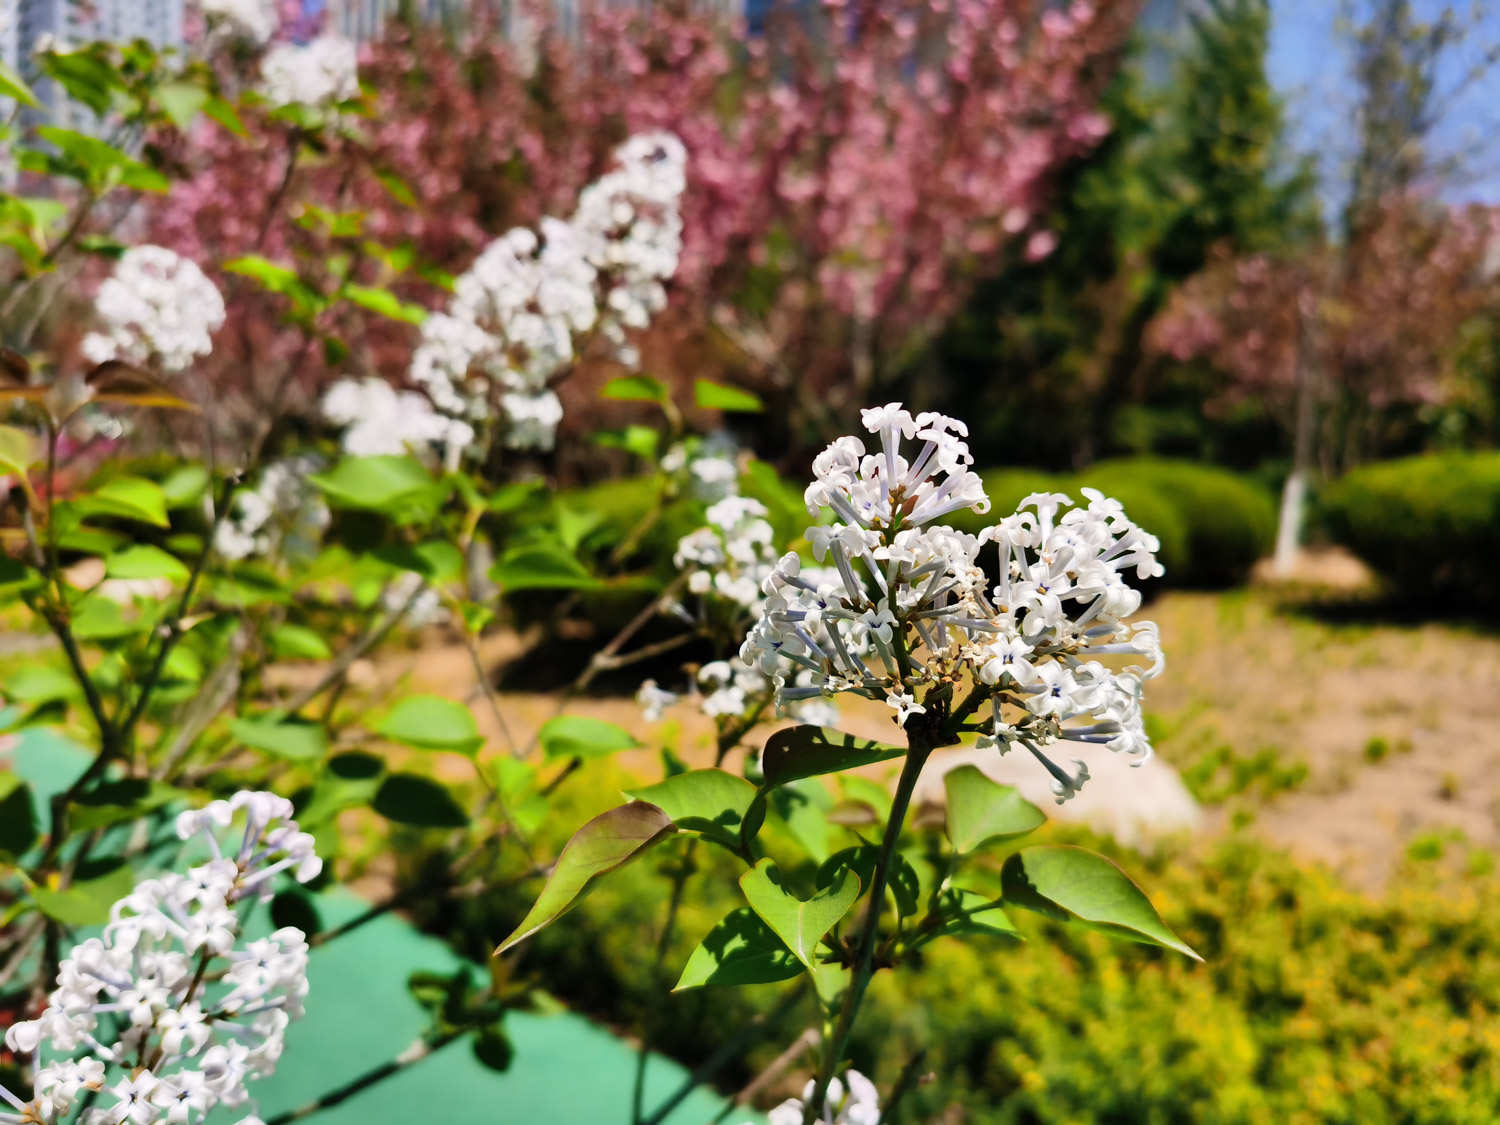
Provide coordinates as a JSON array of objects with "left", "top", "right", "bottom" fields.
[{"left": 915, "top": 743, "right": 1202, "bottom": 847}]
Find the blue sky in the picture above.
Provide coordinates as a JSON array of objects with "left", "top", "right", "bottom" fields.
[{"left": 1267, "top": 0, "right": 1500, "bottom": 206}]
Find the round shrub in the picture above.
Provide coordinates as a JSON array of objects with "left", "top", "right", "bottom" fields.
[
  {"left": 1083, "top": 458, "right": 1275, "bottom": 587},
  {"left": 1321, "top": 452, "right": 1500, "bottom": 608}
]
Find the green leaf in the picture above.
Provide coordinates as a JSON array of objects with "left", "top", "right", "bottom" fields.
[
  {"left": 373, "top": 774, "right": 469, "bottom": 828},
  {"left": 70, "top": 597, "right": 141, "bottom": 641},
  {"left": 674, "top": 906, "right": 801, "bottom": 991},
  {"left": 495, "top": 801, "right": 676, "bottom": 953},
  {"left": 223, "top": 254, "right": 307, "bottom": 295},
  {"left": 69, "top": 779, "right": 184, "bottom": 833},
  {"left": 203, "top": 95, "right": 248, "bottom": 137},
  {"left": 593, "top": 424, "right": 660, "bottom": 460},
  {"left": 1001, "top": 846, "right": 1201, "bottom": 960},
  {"left": 296, "top": 753, "right": 385, "bottom": 827},
  {"left": 84, "top": 477, "right": 169, "bottom": 527},
  {"left": 0, "top": 60, "right": 40, "bottom": 108},
  {"left": 816, "top": 846, "right": 922, "bottom": 919},
  {"left": 694, "top": 379, "right": 763, "bottom": 412},
  {"left": 767, "top": 779, "right": 834, "bottom": 863},
  {"left": 0, "top": 556, "right": 42, "bottom": 603},
  {"left": 154, "top": 82, "right": 209, "bottom": 129},
  {"left": 32, "top": 862, "right": 135, "bottom": 926},
  {"left": 943, "top": 765, "right": 1047, "bottom": 853},
  {"left": 271, "top": 889, "right": 324, "bottom": 937},
  {"left": 268, "top": 624, "right": 333, "bottom": 660},
  {"left": 376, "top": 169, "right": 418, "bottom": 208},
  {"left": 374, "top": 540, "right": 464, "bottom": 582},
  {"left": 0, "top": 423, "right": 38, "bottom": 476},
  {"left": 738, "top": 859, "right": 860, "bottom": 971},
  {"left": 759, "top": 725, "right": 905, "bottom": 788},
  {"left": 229, "top": 717, "right": 327, "bottom": 762},
  {"left": 0, "top": 777, "right": 38, "bottom": 857},
  {"left": 5, "top": 665, "right": 81, "bottom": 704},
  {"left": 625, "top": 769, "right": 757, "bottom": 852},
  {"left": 537, "top": 715, "right": 639, "bottom": 761},
  {"left": 35, "top": 127, "right": 169, "bottom": 193},
  {"left": 310, "top": 455, "right": 436, "bottom": 510},
  {"left": 340, "top": 283, "right": 429, "bottom": 325},
  {"left": 376, "top": 695, "right": 482, "bottom": 755},
  {"left": 161, "top": 464, "right": 210, "bottom": 507},
  {"left": 490, "top": 544, "right": 600, "bottom": 592},
  {"left": 106, "top": 545, "right": 190, "bottom": 583},
  {"left": 601, "top": 375, "right": 668, "bottom": 403},
  {"left": 472, "top": 1027, "right": 513, "bottom": 1073}
]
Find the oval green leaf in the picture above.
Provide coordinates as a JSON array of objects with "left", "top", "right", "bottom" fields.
[
  {"left": 537, "top": 715, "right": 639, "bottom": 761},
  {"left": 495, "top": 801, "right": 676, "bottom": 954},
  {"left": 943, "top": 765, "right": 1047, "bottom": 853},
  {"left": 372, "top": 774, "right": 470, "bottom": 829},
  {"left": 738, "top": 859, "right": 861, "bottom": 971},
  {"left": 376, "top": 695, "right": 483, "bottom": 755},
  {"left": 106, "top": 545, "right": 190, "bottom": 583},
  {"left": 625, "top": 769, "right": 757, "bottom": 852},
  {"left": 1001, "top": 845, "right": 1201, "bottom": 960},
  {"left": 229, "top": 717, "right": 327, "bottom": 762},
  {"left": 674, "top": 906, "right": 801, "bottom": 991},
  {"left": 694, "top": 379, "right": 763, "bottom": 412},
  {"left": 759, "top": 725, "right": 905, "bottom": 788}
]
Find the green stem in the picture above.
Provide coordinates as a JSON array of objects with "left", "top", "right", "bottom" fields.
[{"left": 803, "top": 735, "right": 933, "bottom": 1124}]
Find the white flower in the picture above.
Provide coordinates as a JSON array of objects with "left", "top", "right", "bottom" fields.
[
  {"left": 215, "top": 454, "right": 330, "bottom": 564},
  {"left": 322, "top": 376, "right": 474, "bottom": 463},
  {"left": 740, "top": 402, "right": 1165, "bottom": 801},
  {"left": 0, "top": 792, "right": 317, "bottom": 1125},
  {"left": 400, "top": 132, "right": 686, "bottom": 454},
  {"left": 81, "top": 246, "right": 225, "bottom": 374},
  {"left": 500, "top": 390, "right": 564, "bottom": 451},
  {"left": 201, "top": 0, "right": 277, "bottom": 45},
  {"left": 636, "top": 680, "right": 679, "bottom": 721},
  {"left": 259, "top": 36, "right": 359, "bottom": 109},
  {"left": 766, "top": 1069, "right": 881, "bottom": 1125}
]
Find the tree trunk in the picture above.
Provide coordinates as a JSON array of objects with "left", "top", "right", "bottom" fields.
[{"left": 1272, "top": 306, "right": 1318, "bottom": 574}]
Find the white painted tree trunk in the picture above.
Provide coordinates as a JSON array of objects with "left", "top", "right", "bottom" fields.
[{"left": 1272, "top": 306, "right": 1318, "bottom": 576}]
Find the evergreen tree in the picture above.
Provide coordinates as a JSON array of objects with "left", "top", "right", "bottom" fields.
[{"left": 938, "top": 0, "right": 1317, "bottom": 468}]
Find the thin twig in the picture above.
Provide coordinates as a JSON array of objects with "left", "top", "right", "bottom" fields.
[{"left": 281, "top": 584, "right": 424, "bottom": 715}]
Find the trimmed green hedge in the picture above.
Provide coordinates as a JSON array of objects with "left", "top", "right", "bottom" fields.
[
  {"left": 1083, "top": 459, "right": 1276, "bottom": 587},
  {"left": 1321, "top": 452, "right": 1500, "bottom": 608},
  {"left": 952, "top": 459, "right": 1272, "bottom": 587}
]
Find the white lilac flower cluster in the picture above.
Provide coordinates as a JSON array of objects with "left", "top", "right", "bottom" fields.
[
  {"left": 637, "top": 478, "right": 840, "bottom": 730},
  {"left": 258, "top": 36, "right": 359, "bottom": 110},
  {"left": 408, "top": 132, "right": 686, "bottom": 453},
  {"left": 214, "top": 455, "right": 330, "bottom": 563},
  {"left": 740, "top": 403, "right": 1164, "bottom": 803},
  {"left": 81, "top": 247, "right": 226, "bottom": 375},
  {"left": 200, "top": 0, "right": 277, "bottom": 47},
  {"left": 320, "top": 376, "right": 475, "bottom": 467},
  {"left": 0, "top": 791, "right": 318, "bottom": 1125},
  {"left": 660, "top": 435, "right": 741, "bottom": 503},
  {"left": 762, "top": 1070, "right": 880, "bottom": 1125}
]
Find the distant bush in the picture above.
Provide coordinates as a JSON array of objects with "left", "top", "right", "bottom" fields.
[
  {"left": 443, "top": 766, "right": 1500, "bottom": 1124},
  {"left": 952, "top": 460, "right": 1268, "bottom": 587},
  {"left": 1083, "top": 459, "right": 1275, "bottom": 587},
  {"left": 1321, "top": 452, "right": 1500, "bottom": 608}
]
